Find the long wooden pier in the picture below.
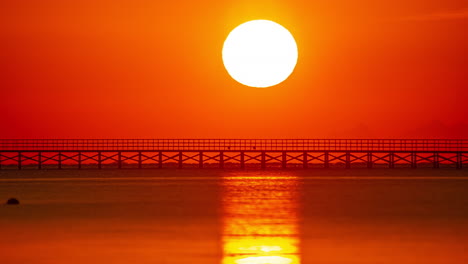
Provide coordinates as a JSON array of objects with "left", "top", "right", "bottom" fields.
[{"left": 0, "top": 139, "right": 467, "bottom": 169}]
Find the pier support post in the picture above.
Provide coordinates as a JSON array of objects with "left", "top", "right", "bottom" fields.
[
  {"left": 78, "top": 152, "right": 82, "bottom": 169},
  {"left": 411, "top": 152, "right": 417, "bottom": 169},
  {"left": 118, "top": 152, "right": 122, "bottom": 169},
  {"left": 158, "top": 151, "right": 163, "bottom": 169},
  {"left": 282, "top": 151, "right": 287, "bottom": 169},
  {"left": 457, "top": 152, "right": 462, "bottom": 170},
  {"left": 58, "top": 152, "right": 62, "bottom": 169},
  {"left": 199, "top": 151, "right": 203, "bottom": 169},
  {"left": 240, "top": 152, "right": 245, "bottom": 169},
  {"left": 138, "top": 152, "right": 142, "bottom": 169},
  {"left": 178, "top": 151, "right": 183, "bottom": 169},
  {"left": 389, "top": 152, "right": 394, "bottom": 169},
  {"left": 303, "top": 151, "right": 308, "bottom": 169},
  {"left": 345, "top": 152, "right": 350, "bottom": 169},
  {"left": 38, "top": 152, "right": 42, "bottom": 170},
  {"left": 261, "top": 151, "right": 266, "bottom": 170},
  {"left": 324, "top": 152, "right": 329, "bottom": 169},
  {"left": 220, "top": 151, "right": 224, "bottom": 169},
  {"left": 433, "top": 152, "right": 439, "bottom": 169},
  {"left": 367, "top": 152, "right": 373, "bottom": 169},
  {"left": 18, "top": 152, "right": 21, "bottom": 170},
  {"left": 98, "top": 152, "right": 102, "bottom": 169},
  {"left": 0, "top": 153, "right": 2, "bottom": 170}
]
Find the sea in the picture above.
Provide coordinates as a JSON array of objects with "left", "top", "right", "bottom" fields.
[{"left": 1, "top": 169, "right": 468, "bottom": 264}]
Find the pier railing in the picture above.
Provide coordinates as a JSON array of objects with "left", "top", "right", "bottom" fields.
[{"left": 0, "top": 139, "right": 467, "bottom": 152}]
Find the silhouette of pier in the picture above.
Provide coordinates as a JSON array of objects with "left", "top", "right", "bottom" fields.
[{"left": 0, "top": 139, "right": 467, "bottom": 169}]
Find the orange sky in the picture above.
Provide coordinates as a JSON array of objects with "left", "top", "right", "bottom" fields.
[{"left": 1, "top": 0, "right": 467, "bottom": 138}]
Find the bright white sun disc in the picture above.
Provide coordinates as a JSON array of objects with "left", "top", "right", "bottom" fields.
[{"left": 222, "top": 20, "right": 298, "bottom": 88}]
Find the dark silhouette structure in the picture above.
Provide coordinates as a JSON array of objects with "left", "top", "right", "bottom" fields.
[
  {"left": 6, "top": 198, "right": 19, "bottom": 205},
  {"left": 0, "top": 139, "right": 466, "bottom": 169}
]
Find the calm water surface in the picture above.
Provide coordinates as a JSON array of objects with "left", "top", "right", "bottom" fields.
[{"left": 1, "top": 169, "right": 468, "bottom": 264}]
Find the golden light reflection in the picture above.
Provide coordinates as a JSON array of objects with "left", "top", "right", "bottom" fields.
[{"left": 222, "top": 176, "right": 301, "bottom": 264}]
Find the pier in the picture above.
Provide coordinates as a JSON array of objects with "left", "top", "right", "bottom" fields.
[{"left": 0, "top": 139, "right": 467, "bottom": 169}]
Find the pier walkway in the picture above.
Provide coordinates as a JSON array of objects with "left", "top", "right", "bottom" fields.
[{"left": 0, "top": 139, "right": 467, "bottom": 169}]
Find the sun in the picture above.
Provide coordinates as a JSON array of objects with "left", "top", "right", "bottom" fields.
[{"left": 222, "top": 20, "right": 298, "bottom": 88}]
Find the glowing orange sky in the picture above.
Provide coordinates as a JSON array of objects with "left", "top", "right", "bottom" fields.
[{"left": 1, "top": 0, "right": 467, "bottom": 138}]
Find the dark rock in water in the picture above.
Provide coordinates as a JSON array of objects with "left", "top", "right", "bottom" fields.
[{"left": 6, "top": 198, "right": 19, "bottom": 205}]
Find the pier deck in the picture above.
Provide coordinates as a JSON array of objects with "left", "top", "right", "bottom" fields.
[{"left": 0, "top": 139, "right": 467, "bottom": 169}]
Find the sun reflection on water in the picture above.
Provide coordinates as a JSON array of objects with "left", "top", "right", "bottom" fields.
[{"left": 222, "top": 176, "right": 301, "bottom": 264}]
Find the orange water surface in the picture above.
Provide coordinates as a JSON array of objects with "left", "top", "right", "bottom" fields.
[{"left": 1, "top": 169, "right": 468, "bottom": 263}]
